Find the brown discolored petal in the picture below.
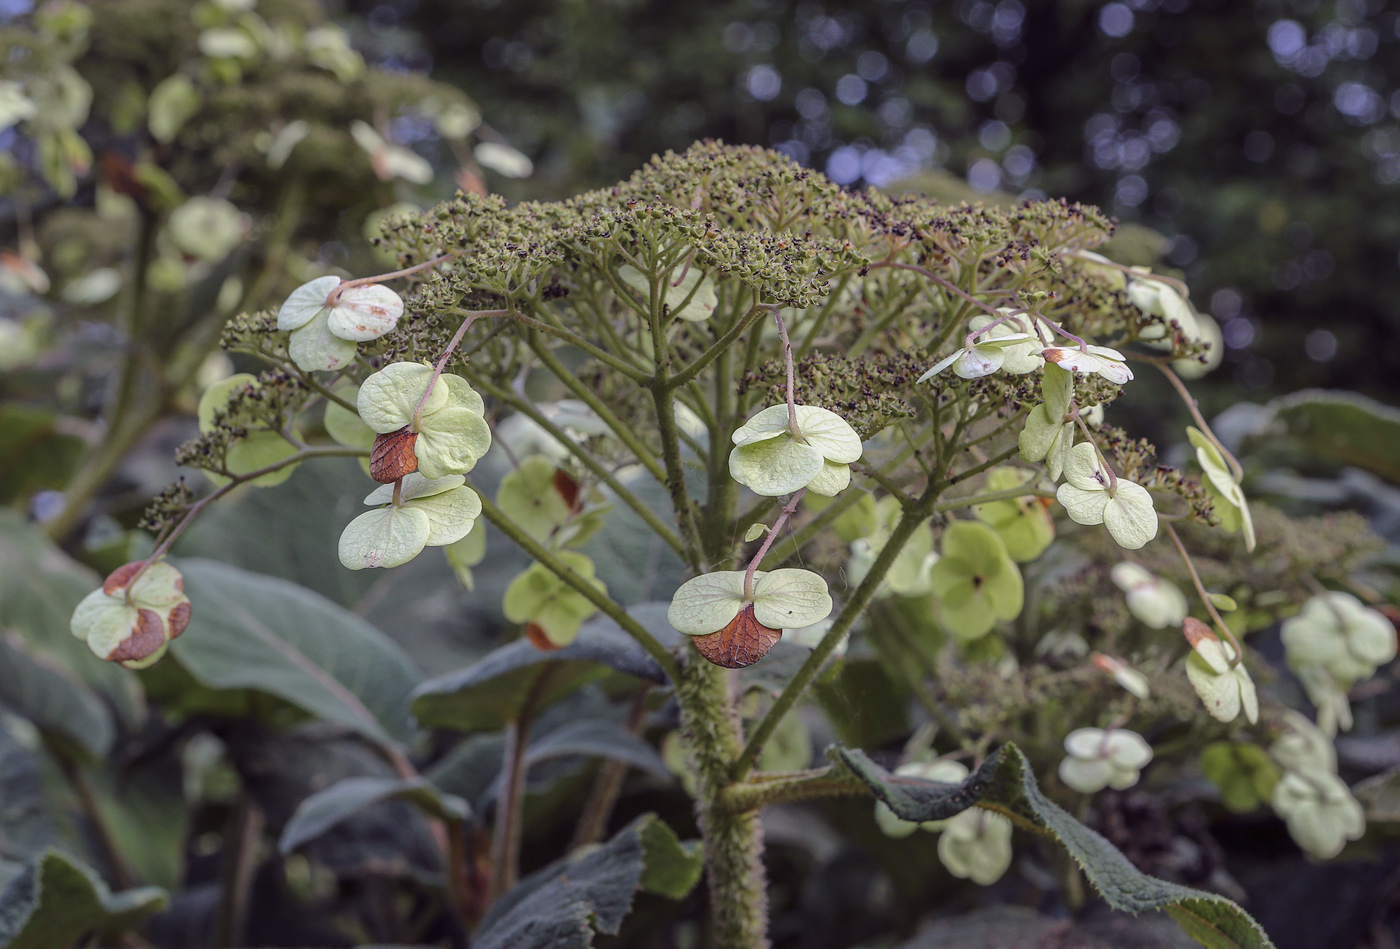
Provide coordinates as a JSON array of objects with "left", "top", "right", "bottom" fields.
[
  {"left": 167, "top": 601, "right": 192, "bottom": 639},
  {"left": 691, "top": 605, "right": 781, "bottom": 669},
  {"left": 106, "top": 608, "right": 168, "bottom": 663},
  {"left": 524, "top": 621, "right": 562, "bottom": 653},
  {"left": 552, "top": 469, "right": 583, "bottom": 513},
  {"left": 1182, "top": 616, "right": 1215, "bottom": 649},
  {"left": 102, "top": 561, "right": 144, "bottom": 595},
  {"left": 370, "top": 427, "right": 419, "bottom": 483}
]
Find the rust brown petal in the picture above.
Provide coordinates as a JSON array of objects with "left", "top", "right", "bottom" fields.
[
  {"left": 552, "top": 468, "right": 583, "bottom": 513},
  {"left": 370, "top": 427, "right": 419, "bottom": 483},
  {"left": 167, "top": 601, "right": 192, "bottom": 639},
  {"left": 691, "top": 605, "right": 781, "bottom": 669},
  {"left": 1182, "top": 616, "right": 1214, "bottom": 648},
  {"left": 106, "top": 608, "right": 167, "bottom": 663},
  {"left": 102, "top": 561, "right": 144, "bottom": 595},
  {"left": 524, "top": 621, "right": 563, "bottom": 652}
]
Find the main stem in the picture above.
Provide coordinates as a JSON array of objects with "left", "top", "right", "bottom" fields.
[{"left": 677, "top": 656, "right": 770, "bottom": 949}]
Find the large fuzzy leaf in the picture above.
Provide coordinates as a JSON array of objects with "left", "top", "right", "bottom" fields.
[
  {"left": 472, "top": 813, "right": 701, "bottom": 949},
  {"left": 0, "top": 632, "right": 113, "bottom": 760},
  {"left": 412, "top": 610, "right": 668, "bottom": 733},
  {"left": 1242, "top": 389, "right": 1400, "bottom": 481},
  {"left": 0, "top": 513, "right": 139, "bottom": 724},
  {"left": 170, "top": 559, "right": 422, "bottom": 747},
  {"left": 834, "top": 744, "right": 1275, "bottom": 949},
  {"left": 279, "top": 777, "right": 470, "bottom": 854},
  {"left": 0, "top": 849, "right": 167, "bottom": 949}
]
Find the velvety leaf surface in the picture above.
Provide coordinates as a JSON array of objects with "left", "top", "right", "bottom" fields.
[
  {"left": 0, "top": 849, "right": 166, "bottom": 949},
  {"left": 473, "top": 814, "right": 701, "bottom": 949},
  {"left": 172, "top": 559, "right": 423, "bottom": 747},
  {"left": 0, "top": 632, "right": 113, "bottom": 760},
  {"left": 412, "top": 610, "right": 669, "bottom": 733},
  {"left": 1244, "top": 389, "right": 1400, "bottom": 481},
  {"left": 280, "top": 776, "right": 470, "bottom": 854},
  {"left": 524, "top": 719, "right": 671, "bottom": 779},
  {"left": 834, "top": 743, "right": 1275, "bottom": 949}
]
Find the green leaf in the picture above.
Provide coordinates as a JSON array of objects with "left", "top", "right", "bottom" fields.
[
  {"left": 0, "top": 404, "right": 84, "bottom": 505},
  {"left": 0, "top": 513, "right": 140, "bottom": 726},
  {"left": 1243, "top": 389, "right": 1400, "bottom": 481},
  {"left": 473, "top": 814, "right": 700, "bottom": 949},
  {"left": 411, "top": 611, "right": 666, "bottom": 732},
  {"left": 0, "top": 721, "right": 60, "bottom": 863},
  {"left": 1354, "top": 764, "right": 1400, "bottom": 823},
  {"left": 834, "top": 743, "right": 1275, "bottom": 949},
  {"left": 0, "top": 849, "right": 167, "bottom": 949},
  {"left": 279, "top": 777, "right": 470, "bottom": 854},
  {"left": 0, "top": 632, "right": 113, "bottom": 760},
  {"left": 170, "top": 559, "right": 423, "bottom": 747},
  {"left": 524, "top": 720, "right": 671, "bottom": 779}
]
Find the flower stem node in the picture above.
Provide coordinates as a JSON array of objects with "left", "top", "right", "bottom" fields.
[
  {"left": 618, "top": 264, "right": 717, "bottom": 322},
  {"left": 1183, "top": 618, "right": 1259, "bottom": 724},
  {"left": 728, "top": 404, "right": 862, "bottom": 497},
  {"left": 1058, "top": 727, "right": 1153, "bottom": 794},
  {"left": 71, "top": 560, "right": 191, "bottom": 669},
  {"left": 358, "top": 363, "right": 492, "bottom": 479},
  {"left": 1056, "top": 442, "right": 1159, "bottom": 549},
  {"left": 667, "top": 568, "right": 833, "bottom": 668},
  {"left": 339, "top": 473, "right": 481, "bottom": 570},
  {"left": 276, "top": 275, "right": 405, "bottom": 372}
]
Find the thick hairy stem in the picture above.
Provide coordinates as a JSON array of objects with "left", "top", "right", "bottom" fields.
[
  {"left": 718, "top": 767, "right": 867, "bottom": 811},
  {"left": 677, "top": 657, "right": 770, "bottom": 949}
]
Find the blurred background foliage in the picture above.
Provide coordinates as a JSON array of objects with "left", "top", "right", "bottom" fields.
[{"left": 338, "top": 0, "right": 1400, "bottom": 409}]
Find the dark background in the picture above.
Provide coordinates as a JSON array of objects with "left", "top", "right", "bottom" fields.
[{"left": 337, "top": 0, "right": 1400, "bottom": 412}]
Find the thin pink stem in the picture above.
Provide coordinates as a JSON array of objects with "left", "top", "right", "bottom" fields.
[
  {"left": 774, "top": 310, "right": 798, "bottom": 433},
  {"left": 743, "top": 488, "right": 807, "bottom": 600},
  {"left": 962, "top": 310, "right": 1026, "bottom": 349},
  {"left": 411, "top": 312, "right": 483, "bottom": 430},
  {"left": 326, "top": 252, "right": 456, "bottom": 305},
  {"left": 1164, "top": 522, "right": 1244, "bottom": 666},
  {"left": 1158, "top": 364, "right": 1244, "bottom": 483}
]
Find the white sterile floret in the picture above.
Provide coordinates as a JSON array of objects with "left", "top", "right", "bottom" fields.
[
  {"left": 1110, "top": 562, "right": 1188, "bottom": 629},
  {"left": 1184, "top": 622, "right": 1259, "bottom": 724},
  {"left": 358, "top": 363, "right": 492, "bottom": 479},
  {"left": 1271, "top": 771, "right": 1364, "bottom": 860},
  {"left": 351, "top": 120, "right": 434, "bottom": 184},
  {"left": 1270, "top": 710, "right": 1338, "bottom": 775},
  {"left": 276, "top": 275, "right": 406, "bottom": 372},
  {"left": 1127, "top": 276, "right": 1201, "bottom": 348},
  {"left": 667, "top": 568, "right": 833, "bottom": 637},
  {"left": 339, "top": 473, "right": 481, "bottom": 570},
  {"left": 918, "top": 332, "right": 1036, "bottom": 382},
  {"left": 618, "top": 264, "right": 718, "bottom": 322},
  {"left": 1058, "top": 727, "right": 1153, "bottom": 793},
  {"left": 1019, "top": 364, "right": 1075, "bottom": 481},
  {"left": 1042, "top": 345, "right": 1134, "bottom": 384},
  {"left": 1091, "top": 652, "right": 1151, "bottom": 699},
  {"left": 873, "top": 760, "right": 971, "bottom": 838},
  {"left": 1281, "top": 592, "right": 1396, "bottom": 687},
  {"left": 967, "top": 312, "right": 1044, "bottom": 373},
  {"left": 1055, "top": 443, "right": 1158, "bottom": 549},
  {"left": 1187, "top": 427, "right": 1254, "bottom": 552},
  {"left": 728, "top": 404, "right": 862, "bottom": 497},
  {"left": 937, "top": 809, "right": 1013, "bottom": 886}
]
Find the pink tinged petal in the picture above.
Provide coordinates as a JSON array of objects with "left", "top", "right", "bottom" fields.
[{"left": 327, "top": 284, "right": 405, "bottom": 341}]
